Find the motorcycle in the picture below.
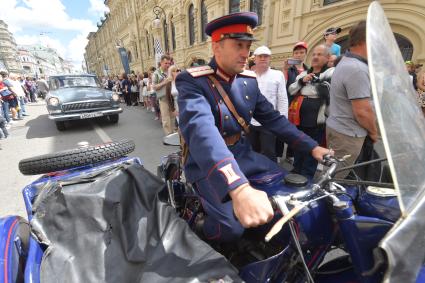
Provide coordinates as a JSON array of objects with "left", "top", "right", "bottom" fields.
[
  {"left": 1, "top": 2, "right": 424, "bottom": 283},
  {"left": 157, "top": 2, "right": 425, "bottom": 282}
]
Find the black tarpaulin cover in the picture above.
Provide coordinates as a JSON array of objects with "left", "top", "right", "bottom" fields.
[{"left": 30, "top": 163, "right": 241, "bottom": 283}]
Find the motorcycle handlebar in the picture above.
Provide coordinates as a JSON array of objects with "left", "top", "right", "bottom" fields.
[
  {"left": 314, "top": 155, "right": 339, "bottom": 189},
  {"left": 265, "top": 156, "right": 343, "bottom": 241},
  {"left": 268, "top": 155, "right": 341, "bottom": 212}
]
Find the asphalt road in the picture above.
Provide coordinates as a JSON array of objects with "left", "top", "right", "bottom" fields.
[{"left": 0, "top": 101, "right": 176, "bottom": 217}]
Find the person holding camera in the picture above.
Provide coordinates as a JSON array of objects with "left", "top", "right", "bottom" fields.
[
  {"left": 283, "top": 42, "right": 309, "bottom": 98},
  {"left": 280, "top": 42, "right": 310, "bottom": 162},
  {"left": 288, "top": 44, "right": 334, "bottom": 177}
]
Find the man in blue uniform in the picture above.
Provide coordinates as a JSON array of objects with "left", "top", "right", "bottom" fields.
[{"left": 176, "top": 12, "right": 331, "bottom": 242}]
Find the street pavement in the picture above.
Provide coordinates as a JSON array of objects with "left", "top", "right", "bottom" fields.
[{"left": 0, "top": 101, "right": 176, "bottom": 217}]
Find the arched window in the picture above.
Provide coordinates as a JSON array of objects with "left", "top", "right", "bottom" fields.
[
  {"left": 145, "top": 30, "right": 150, "bottom": 57},
  {"left": 171, "top": 16, "right": 176, "bottom": 51},
  {"left": 188, "top": 4, "right": 195, "bottom": 46},
  {"left": 201, "top": 0, "right": 208, "bottom": 42},
  {"left": 229, "top": 0, "right": 240, "bottom": 13},
  {"left": 250, "top": 0, "right": 263, "bottom": 25},
  {"left": 335, "top": 32, "right": 413, "bottom": 61},
  {"left": 395, "top": 33, "right": 413, "bottom": 61},
  {"left": 163, "top": 19, "right": 169, "bottom": 53}
]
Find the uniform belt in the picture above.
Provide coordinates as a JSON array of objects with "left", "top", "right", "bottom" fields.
[{"left": 224, "top": 133, "right": 241, "bottom": 146}]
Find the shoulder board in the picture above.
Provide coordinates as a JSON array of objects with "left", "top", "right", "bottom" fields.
[
  {"left": 239, "top": 70, "right": 256, "bottom": 78},
  {"left": 187, "top": 65, "right": 214, "bottom": 78}
]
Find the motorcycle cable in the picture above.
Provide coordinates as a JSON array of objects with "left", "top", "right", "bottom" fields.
[
  {"left": 333, "top": 157, "right": 387, "bottom": 174},
  {"left": 279, "top": 198, "right": 315, "bottom": 283},
  {"left": 330, "top": 178, "right": 394, "bottom": 189}
]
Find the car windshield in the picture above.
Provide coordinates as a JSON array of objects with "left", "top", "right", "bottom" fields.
[{"left": 49, "top": 76, "right": 100, "bottom": 90}]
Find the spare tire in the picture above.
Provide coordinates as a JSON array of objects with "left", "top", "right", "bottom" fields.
[{"left": 19, "top": 140, "right": 135, "bottom": 175}]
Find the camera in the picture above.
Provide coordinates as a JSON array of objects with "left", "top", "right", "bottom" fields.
[
  {"left": 311, "top": 75, "right": 321, "bottom": 83},
  {"left": 287, "top": 58, "right": 302, "bottom": 65}
]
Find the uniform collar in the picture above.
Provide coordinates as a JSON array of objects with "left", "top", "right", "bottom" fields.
[{"left": 209, "top": 57, "right": 236, "bottom": 83}]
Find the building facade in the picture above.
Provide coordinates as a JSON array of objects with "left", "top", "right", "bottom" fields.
[
  {"left": 18, "top": 48, "right": 38, "bottom": 76},
  {"left": 85, "top": 0, "right": 425, "bottom": 76},
  {"left": 0, "top": 20, "right": 22, "bottom": 73},
  {"left": 19, "top": 44, "right": 74, "bottom": 76}
]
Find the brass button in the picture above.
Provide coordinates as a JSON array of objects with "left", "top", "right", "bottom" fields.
[
  {"left": 219, "top": 99, "right": 223, "bottom": 104},
  {"left": 224, "top": 115, "right": 229, "bottom": 120},
  {"left": 249, "top": 110, "right": 253, "bottom": 116},
  {"left": 245, "top": 95, "right": 249, "bottom": 100}
]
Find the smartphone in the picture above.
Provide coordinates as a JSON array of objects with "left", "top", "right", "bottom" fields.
[{"left": 287, "top": 58, "right": 302, "bottom": 65}]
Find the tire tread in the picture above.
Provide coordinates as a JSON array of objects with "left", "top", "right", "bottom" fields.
[{"left": 19, "top": 140, "right": 135, "bottom": 175}]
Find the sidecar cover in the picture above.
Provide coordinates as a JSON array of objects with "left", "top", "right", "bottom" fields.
[{"left": 29, "top": 163, "right": 240, "bottom": 283}]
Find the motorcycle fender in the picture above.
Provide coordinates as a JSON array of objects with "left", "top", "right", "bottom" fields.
[{"left": 0, "top": 216, "right": 29, "bottom": 283}]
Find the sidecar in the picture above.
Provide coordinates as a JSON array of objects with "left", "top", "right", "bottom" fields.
[{"left": 0, "top": 140, "right": 240, "bottom": 283}]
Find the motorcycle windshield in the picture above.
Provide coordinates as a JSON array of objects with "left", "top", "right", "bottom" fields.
[{"left": 367, "top": 2, "right": 425, "bottom": 282}]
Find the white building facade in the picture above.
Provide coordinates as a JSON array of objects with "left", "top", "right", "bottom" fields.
[{"left": 0, "top": 20, "right": 22, "bottom": 73}]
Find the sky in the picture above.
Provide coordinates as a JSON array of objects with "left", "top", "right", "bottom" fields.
[{"left": 0, "top": 0, "right": 109, "bottom": 70}]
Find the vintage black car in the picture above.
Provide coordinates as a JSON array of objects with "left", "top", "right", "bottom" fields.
[{"left": 45, "top": 74, "right": 122, "bottom": 131}]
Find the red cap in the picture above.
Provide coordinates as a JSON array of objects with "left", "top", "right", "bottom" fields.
[
  {"left": 211, "top": 24, "right": 255, "bottom": 42},
  {"left": 293, "top": 41, "right": 308, "bottom": 51},
  {"left": 206, "top": 12, "right": 258, "bottom": 42}
]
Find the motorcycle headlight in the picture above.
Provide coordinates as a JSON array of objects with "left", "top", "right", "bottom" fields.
[
  {"left": 112, "top": 93, "right": 120, "bottom": 101},
  {"left": 48, "top": 97, "right": 60, "bottom": 106}
]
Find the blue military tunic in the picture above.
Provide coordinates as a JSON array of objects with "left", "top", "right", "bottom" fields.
[
  {"left": 176, "top": 58, "right": 318, "bottom": 242},
  {"left": 176, "top": 58, "right": 318, "bottom": 201}
]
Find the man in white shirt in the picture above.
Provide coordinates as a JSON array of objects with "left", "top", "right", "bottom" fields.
[{"left": 248, "top": 46, "right": 288, "bottom": 162}]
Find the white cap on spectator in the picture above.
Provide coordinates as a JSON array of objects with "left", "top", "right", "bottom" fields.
[{"left": 253, "top": 46, "right": 272, "bottom": 56}]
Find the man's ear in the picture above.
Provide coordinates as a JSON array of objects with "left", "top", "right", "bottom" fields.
[{"left": 212, "top": 41, "right": 220, "bottom": 55}]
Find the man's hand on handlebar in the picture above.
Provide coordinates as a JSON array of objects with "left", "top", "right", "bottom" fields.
[
  {"left": 229, "top": 183, "right": 274, "bottom": 228},
  {"left": 311, "top": 146, "right": 334, "bottom": 163}
]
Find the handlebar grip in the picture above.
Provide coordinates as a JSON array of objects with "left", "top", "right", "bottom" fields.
[{"left": 321, "top": 154, "right": 337, "bottom": 167}]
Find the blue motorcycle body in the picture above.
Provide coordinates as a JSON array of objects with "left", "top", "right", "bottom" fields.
[
  {"left": 0, "top": 157, "right": 143, "bottom": 283},
  {"left": 159, "top": 156, "right": 425, "bottom": 283},
  {"left": 0, "top": 154, "right": 423, "bottom": 283}
]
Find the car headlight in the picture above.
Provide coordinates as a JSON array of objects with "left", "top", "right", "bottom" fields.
[
  {"left": 48, "top": 97, "right": 60, "bottom": 106},
  {"left": 112, "top": 93, "right": 120, "bottom": 101}
]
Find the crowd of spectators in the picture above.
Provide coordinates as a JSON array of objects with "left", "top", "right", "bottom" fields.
[
  {"left": 100, "top": 54, "right": 181, "bottom": 135},
  {"left": 97, "top": 21, "right": 424, "bottom": 179},
  {"left": 245, "top": 20, "right": 424, "bottom": 179},
  {"left": 0, "top": 70, "right": 46, "bottom": 149}
]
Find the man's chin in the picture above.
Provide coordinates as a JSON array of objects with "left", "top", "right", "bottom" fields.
[{"left": 235, "top": 65, "right": 246, "bottom": 73}]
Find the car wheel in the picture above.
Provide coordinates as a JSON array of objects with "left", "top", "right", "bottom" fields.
[
  {"left": 18, "top": 139, "right": 135, "bottom": 175},
  {"left": 107, "top": 114, "right": 119, "bottom": 124},
  {"left": 55, "top": 121, "right": 66, "bottom": 131}
]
